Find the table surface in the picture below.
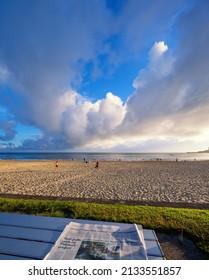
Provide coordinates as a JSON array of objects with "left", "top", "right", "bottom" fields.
[{"left": 0, "top": 212, "right": 165, "bottom": 260}]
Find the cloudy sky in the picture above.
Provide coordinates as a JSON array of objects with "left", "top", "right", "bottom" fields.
[{"left": 0, "top": 0, "right": 209, "bottom": 152}]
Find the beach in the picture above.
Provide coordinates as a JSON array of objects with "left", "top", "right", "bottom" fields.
[{"left": 0, "top": 160, "right": 209, "bottom": 207}]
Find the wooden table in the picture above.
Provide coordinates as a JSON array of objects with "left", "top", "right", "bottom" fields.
[{"left": 0, "top": 212, "right": 165, "bottom": 260}]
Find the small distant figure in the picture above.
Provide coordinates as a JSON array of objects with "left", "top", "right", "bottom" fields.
[
  {"left": 95, "top": 161, "right": 99, "bottom": 169},
  {"left": 84, "top": 158, "right": 85, "bottom": 162},
  {"left": 55, "top": 161, "right": 59, "bottom": 168},
  {"left": 176, "top": 158, "right": 178, "bottom": 162}
]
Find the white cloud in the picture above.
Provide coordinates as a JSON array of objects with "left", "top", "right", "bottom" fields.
[
  {"left": 86, "top": 92, "right": 125, "bottom": 136},
  {"left": 133, "top": 41, "right": 172, "bottom": 89},
  {"left": 149, "top": 41, "right": 168, "bottom": 61},
  {"left": 58, "top": 91, "right": 126, "bottom": 147}
]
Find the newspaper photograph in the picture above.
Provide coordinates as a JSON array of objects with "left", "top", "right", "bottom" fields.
[{"left": 45, "top": 222, "right": 148, "bottom": 260}]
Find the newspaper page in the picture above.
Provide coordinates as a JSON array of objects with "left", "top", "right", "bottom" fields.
[{"left": 45, "top": 222, "right": 148, "bottom": 260}]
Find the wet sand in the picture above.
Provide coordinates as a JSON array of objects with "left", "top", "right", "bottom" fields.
[{"left": 0, "top": 160, "right": 209, "bottom": 208}]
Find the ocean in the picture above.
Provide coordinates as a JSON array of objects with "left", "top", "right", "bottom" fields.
[{"left": 0, "top": 152, "right": 209, "bottom": 161}]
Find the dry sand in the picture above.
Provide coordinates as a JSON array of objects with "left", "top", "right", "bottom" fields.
[{"left": 0, "top": 160, "right": 209, "bottom": 207}]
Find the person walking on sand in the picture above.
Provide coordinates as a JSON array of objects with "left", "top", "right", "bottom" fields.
[
  {"left": 95, "top": 161, "right": 99, "bottom": 169},
  {"left": 55, "top": 161, "right": 59, "bottom": 169}
]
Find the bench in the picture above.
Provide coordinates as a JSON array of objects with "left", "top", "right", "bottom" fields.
[{"left": 0, "top": 212, "right": 165, "bottom": 260}]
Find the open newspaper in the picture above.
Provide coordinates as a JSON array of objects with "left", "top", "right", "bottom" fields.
[{"left": 45, "top": 222, "right": 148, "bottom": 260}]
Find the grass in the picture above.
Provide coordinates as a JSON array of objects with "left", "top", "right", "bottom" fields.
[{"left": 0, "top": 197, "right": 209, "bottom": 258}]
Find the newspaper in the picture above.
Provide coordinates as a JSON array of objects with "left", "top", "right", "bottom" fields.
[{"left": 45, "top": 222, "right": 148, "bottom": 260}]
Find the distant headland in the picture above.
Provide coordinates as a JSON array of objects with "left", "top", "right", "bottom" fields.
[{"left": 197, "top": 148, "right": 209, "bottom": 153}]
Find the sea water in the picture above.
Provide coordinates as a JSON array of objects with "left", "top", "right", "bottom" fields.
[{"left": 0, "top": 152, "right": 209, "bottom": 161}]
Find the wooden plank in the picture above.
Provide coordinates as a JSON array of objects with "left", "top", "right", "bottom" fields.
[
  {"left": 0, "top": 237, "right": 53, "bottom": 259},
  {"left": 0, "top": 213, "right": 165, "bottom": 260},
  {"left": 0, "top": 212, "right": 70, "bottom": 231},
  {"left": 143, "top": 229, "right": 157, "bottom": 241},
  {"left": 147, "top": 255, "right": 165, "bottom": 260},
  {"left": 0, "top": 213, "right": 144, "bottom": 231},
  {"left": 0, "top": 253, "right": 34, "bottom": 260},
  {"left": 0, "top": 225, "right": 61, "bottom": 243},
  {"left": 145, "top": 240, "right": 164, "bottom": 257}
]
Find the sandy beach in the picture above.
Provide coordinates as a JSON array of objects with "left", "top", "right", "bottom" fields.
[{"left": 0, "top": 160, "right": 209, "bottom": 208}]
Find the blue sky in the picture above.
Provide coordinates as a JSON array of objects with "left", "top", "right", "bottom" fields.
[{"left": 0, "top": 0, "right": 209, "bottom": 152}]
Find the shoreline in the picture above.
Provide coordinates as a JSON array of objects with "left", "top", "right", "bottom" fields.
[{"left": 1, "top": 158, "right": 209, "bottom": 162}]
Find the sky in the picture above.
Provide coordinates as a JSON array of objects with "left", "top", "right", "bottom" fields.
[{"left": 0, "top": 0, "right": 209, "bottom": 152}]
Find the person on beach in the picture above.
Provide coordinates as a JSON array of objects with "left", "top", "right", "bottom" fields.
[
  {"left": 95, "top": 161, "right": 99, "bottom": 169},
  {"left": 55, "top": 161, "right": 59, "bottom": 168}
]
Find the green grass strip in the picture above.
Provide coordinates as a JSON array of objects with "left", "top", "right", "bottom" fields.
[{"left": 0, "top": 197, "right": 208, "bottom": 258}]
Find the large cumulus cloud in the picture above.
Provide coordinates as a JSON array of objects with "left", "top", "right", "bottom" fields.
[
  {"left": 120, "top": 0, "right": 209, "bottom": 147},
  {"left": 0, "top": 0, "right": 209, "bottom": 151}
]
